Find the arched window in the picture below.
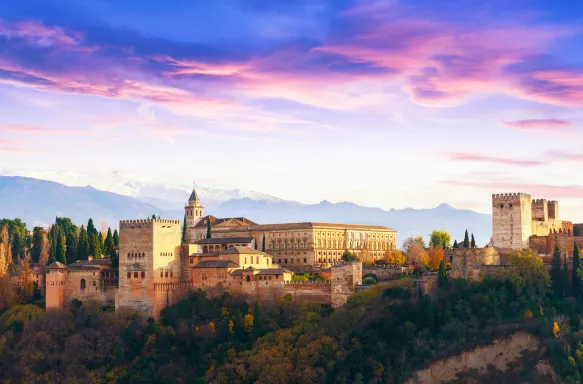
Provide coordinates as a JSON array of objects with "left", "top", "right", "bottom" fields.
[
  {"left": 80, "top": 279, "right": 86, "bottom": 290},
  {"left": 246, "top": 275, "right": 251, "bottom": 282}
]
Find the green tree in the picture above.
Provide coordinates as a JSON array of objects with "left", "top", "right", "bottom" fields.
[
  {"left": 93, "top": 234, "right": 102, "bottom": 259},
  {"left": 103, "top": 228, "right": 116, "bottom": 260},
  {"left": 206, "top": 219, "right": 212, "bottom": 239},
  {"left": 77, "top": 225, "right": 89, "bottom": 261},
  {"left": 453, "top": 240, "right": 458, "bottom": 249},
  {"left": 573, "top": 241, "right": 581, "bottom": 299},
  {"left": 342, "top": 250, "right": 358, "bottom": 262},
  {"left": 563, "top": 253, "right": 569, "bottom": 299},
  {"left": 48, "top": 224, "right": 60, "bottom": 265},
  {"left": 65, "top": 229, "right": 78, "bottom": 264},
  {"left": 438, "top": 258, "right": 448, "bottom": 289},
  {"left": 430, "top": 230, "right": 451, "bottom": 249},
  {"left": 402, "top": 236, "right": 425, "bottom": 254},
  {"left": 470, "top": 233, "right": 476, "bottom": 248},
  {"left": 182, "top": 213, "right": 188, "bottom": 243},
  {"left": 30, "top": 227, "right": 46, "bottom": 263},
  {"left": 87, "top": 218, "right": 97, "bottom": 237},
  {"left": 56, "top": 227, "right": 66, "bottom": 265},
  {"left": 251, "top": 301, "right": 263, "bottom": 338},
  {"left": 550, "top": 237, "right": 562, "bottom": 298},
  {"left": 113, "top": 229, "right": 119, "bottom": 247},
  {"left": 463, "top": 230, "right": 470, "bottom": 248},
  {"left": 262, "top": 233, "right": 266, "bottom": 252}
]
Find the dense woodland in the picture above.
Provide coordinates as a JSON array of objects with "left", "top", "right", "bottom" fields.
[
  {"left": 1, "top": 239, "right": 583, "bottom": 383},
  {"left": 2, "top": 218, "right": 583, "bottom": 383}
]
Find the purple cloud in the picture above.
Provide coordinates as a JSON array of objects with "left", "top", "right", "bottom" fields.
[
  {"left": 501, "top": 119, "right": 572, "bottom": 131},
  {"left": 448, "top": 152, "right": 542, "bottom": 166}
]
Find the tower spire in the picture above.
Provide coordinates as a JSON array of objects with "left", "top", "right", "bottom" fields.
[{"left": 189, "top": 182, "right": 200, "bottom": 202}]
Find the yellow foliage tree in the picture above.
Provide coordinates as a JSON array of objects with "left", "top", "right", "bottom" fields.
[
  {"left": 407, "top": 243, "right": 429, "bottom": 267},
  {"left": 428, "top": 247, "right": 444, "bottom": 271},
  {"left": 384, "top": 250, "right": 406, "bottom": 265},
  {"left": 243, "top": 314, "right": 254, "bottom": 334},
  {"left": 19, "top": 255, "right": 34, "bottom": 301},
  {"left": 553, "top": 321, "right": 560, "bottom": 338}
]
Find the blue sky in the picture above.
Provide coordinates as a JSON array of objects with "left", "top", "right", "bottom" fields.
[{"left": 1, "top": 0, "right": 582, "bottom": 218}]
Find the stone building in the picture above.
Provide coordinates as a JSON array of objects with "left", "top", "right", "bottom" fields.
[
  {"left": 183, "top": 187, "right": 397, "bottom": 271},
  {"left": 492, "top": 193, "right": 583, "bottom": 256},
  {"left": 45, "top": 186, "right": 373, "bottom": 317}
]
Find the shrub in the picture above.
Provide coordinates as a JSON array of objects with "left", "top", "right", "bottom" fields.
[{"left": 363, "top": 277, "right": 377, "bottom": 285}]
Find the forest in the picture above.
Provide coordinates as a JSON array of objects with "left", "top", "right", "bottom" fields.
[{"left": 2, "top": 242, "right": 583, "bottom": 383}]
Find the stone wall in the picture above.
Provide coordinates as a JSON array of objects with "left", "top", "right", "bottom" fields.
[
  {"left": 406, "top": 332, "right": 540, "bottom": 384},
  {"left": 65, "top": 270, "right": 115, "bottom": 307},
  {"left": 331, "top": 262, "right": 362, "bottom": 307},
  {"left": 529, "top": 234, "right": 583, "bottom": 257},
  {"left": 281, "top": 281, "right": 331, "bottom": 304},
  {"left": 363, "top": 265, "right": 409, "bottom": 281},
  {"left": 450, "top": 247, "right": 500, "bottom": 279},
  {"left": 153, "top": 281, "right": 191, "bottom": 317}
]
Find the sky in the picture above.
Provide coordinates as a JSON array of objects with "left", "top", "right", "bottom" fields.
[{"left": 0, "top": 0, "right": 583, "bottom": 218}]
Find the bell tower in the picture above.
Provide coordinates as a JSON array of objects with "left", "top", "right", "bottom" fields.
[{"left": 185, "top": 183, "right": 204, "bottom": 229}]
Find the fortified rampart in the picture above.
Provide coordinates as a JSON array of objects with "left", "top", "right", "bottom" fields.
[
  {"left": 363, "top": 265, "right": 410, "bottom": 281},
  {"left": 449, "top": 247, "right": 500, "bottom": 280},
  {"left": 529, "top": 234, "right": 583, "bottom": 257}
]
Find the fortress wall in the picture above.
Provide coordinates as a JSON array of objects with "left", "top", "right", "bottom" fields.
[
  {"left": 492, "top": 193, "right": 532, "bottom": 250},
  {"left": 363, "top": 265, "right": 409, "bottom": 281},
  {"left": 450, "top": 248, "right": 500, "bottom": 279},
  {"left": 531, "top": 199, "right": 548, "bottom": 222}
]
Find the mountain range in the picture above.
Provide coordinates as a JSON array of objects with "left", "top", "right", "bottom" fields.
[{"left": 0, "top": 175, "right": 492, "bottom": 247}]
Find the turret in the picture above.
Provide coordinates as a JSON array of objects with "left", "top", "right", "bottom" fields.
[
  {"left": 491, "top": 193, "right": 532, "bottom": 250},
  {"left": 185, "top": 184, "right": 204, "bottom": 228}
]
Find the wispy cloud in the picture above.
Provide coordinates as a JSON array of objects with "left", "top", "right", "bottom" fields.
[
  {"left": 1, "top": 124, "right": 79, "bottom": 135},
  {"left": 442, "top": 179, "right": 583, "bottom": 199},
  {"left": 501, "top": 119, "right": 572, "bottom": 131},
  {"left": 447, "top": 152, "right": 541, "bottom": 166}
]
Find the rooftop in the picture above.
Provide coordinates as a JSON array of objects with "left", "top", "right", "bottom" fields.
[
  {"left": 214, "top": 222, "right": 395, "bottom": 232},
  {"left": 218, "top": 246, "right": 263, "bottom": 255},
  {"left": 47, "top": 261, "right": 67, "bottom": 269},
  {"left": 192, "top": 260, "right": 240, "bottom": 268},
  {"left": 256, "top": 268, "right": 293, "bottom": 275},
  {"left": 194, "top": 237, "right": 254, "bottom": 245}
]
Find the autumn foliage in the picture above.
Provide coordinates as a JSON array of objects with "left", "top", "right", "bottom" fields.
[{"left": 428, "top": 246, "right": 444, "bottom": 271}]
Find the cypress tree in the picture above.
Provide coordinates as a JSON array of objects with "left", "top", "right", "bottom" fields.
[
  {"left": 251, "top": 301, "right": 263, "bottom": 338},
  {"left": 31, "top": 227, "right": 45, "bottom": 263},
  {"left": 573, "top": 241, "right": 581, "bottom": 299},
  {"left": 56, "top": 227, "right": 66, "bottom": 265},
  {"left": 65, "top": 229, "right": 78, "bottom": 264},
  {"left": 77, "top": 225, "right": 89, "bottom": 261},
  {"left": 113, "top": 229, "right": 119, "bottom": 247},
  {"left": 87, "top": 218, "right": 96, "bottom": 237},
  {"left": 550, "top": 236, "right": 562, "bottom": 297},
  {"left": 470, "top": 234, "right": 476, "bottom": 248},
  {"left": 438, "top": 258, "right": 448, "bottom": 289},
  {"left": 262, "top": 233, "right": 266, "bottom": 252},
  {"left": 104, "top": 228, "right": 115, "bottom": 259},
  {"left": 93, "top": 234, "right": 102, "bottom": 259},
  {"left": 563, "top": 253, "right": 570, "bottom": 299},
  {"left": 182, "top": 213, "right": 188, "bottom": 244},
  {"left": 206, "top": 219, "right": 212, "bottom": 239},
  {"left": 463, "top": 230, "right": 470, "bottom": 248},
  {"left": 48, "top": 225, "right": 59, "bottom": 264},
  {"left": 453, "top": 240, "right": 458, "bottom": 249},
  {"left": 88, "top": 232, "right": 96, "bottom": 258}
]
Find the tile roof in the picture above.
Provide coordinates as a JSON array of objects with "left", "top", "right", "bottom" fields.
[
  {"left": 256, "top": 268, "right": 293, "bottom": 275},
  {"left": 214, "top": 222, "right": 395, "bottom": 232},
  {"left": 67, "top": 265, "right": 101, "bottom": 271},
  {"left": 218, "top": 246, "right": 262, "bottom": 255},
  {"left": 192, "top": 260, "right": 240, "bottom": 268},
  {"left": 194, "top": 237, "right": 254, "bottom": 245},
  {"left": 192, "top": 215, "right": 258, "bottom": 228},
  {"left": 189, "top": 187, "right": 200, "bottom": 201},
  {"left": 47, "top": 261, "right": 67, "bottom": 269}
]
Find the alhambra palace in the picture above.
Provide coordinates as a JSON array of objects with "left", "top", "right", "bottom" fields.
[{"left": 41, "top": 189, "right": 583, "bottom": 317}]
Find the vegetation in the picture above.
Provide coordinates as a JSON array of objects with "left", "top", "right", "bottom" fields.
[
  {"left": 430, "top": 230, "right": 451, "bottom": 249},
  {"left": 384, "top": 249, "right": 406, "bottom": 265},
  {"left": 341, "top": 250, "right": 358, "bottom": 262}
]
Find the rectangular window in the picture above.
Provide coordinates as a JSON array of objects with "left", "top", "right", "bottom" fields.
[
  {"left": 141, "top": 272, "right": 145, "bottom": 278},
  {"left": 134, "top": 272, "right": 138, "bottom": 278},
  {"left": 165, "top": 271, "right": 168, "bottom": 278},
  {"left": 160, "top": 271, "right": 163, "bottom": 278},
  {"left": 304, "top": 258, "right": 307, "bottom": 263},
  {"left": 127, "top": 272, "right": 131, "bottom": 279},
  {"left": 170, "top": 271, "right": 173, "bottom": 278},
  {"left": 93, "top": 281, "right": 97, "bottom": 286},
  {"left": 50, "top": 281, "right": 54, "bottom": 286}
]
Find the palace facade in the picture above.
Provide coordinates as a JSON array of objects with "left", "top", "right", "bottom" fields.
[{"left": 45, "top": 186, "right": 391, "bottom": 317}]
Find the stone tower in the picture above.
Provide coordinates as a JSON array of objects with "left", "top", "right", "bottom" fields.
[
  {"left": 330, "top": 262, "right": 363, "bottom": 307},
  {"left": 492, "top": 193, "right": 532, "bottom": 250},
  {"left": 116, "top": 219, "right": 181, "bottom": 315},
  {"left": 45, "top": 261, "right": 67, "bottom": 309},
  {"left": 185, "top": 185, "right": 204, "bottom": 242}
]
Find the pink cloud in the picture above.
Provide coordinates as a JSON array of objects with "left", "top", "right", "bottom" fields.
[
  {"left": 443, "top": 180, "right": 583, "bottom": 199},
  {"left": 546, "top": 150, "right": 583, "bottom": 162},
  {"left": 501, "top": 119, "right": 571, "bottom": 131},
  {"left": 0, "top": 19, "right": 81, "bottom": 47},
  {"left": 1, "top": 124, "right": 80, "bottom": 135},
  {"left": 447, "top": 152, "right": 541, "bottom": 166}
]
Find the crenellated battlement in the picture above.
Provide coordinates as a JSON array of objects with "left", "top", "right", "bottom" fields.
[
  {"left": 120, "top": 218, "right": 180, "bottom": 227},
  {"left": 492, "top": 192, "right": 531, "bottom": 202},
  {"left": 284, "top": 280, "right": 331, "bottom": 287},
  {"left": 532, "top": 199, "right": 548, "bottom": 204}
]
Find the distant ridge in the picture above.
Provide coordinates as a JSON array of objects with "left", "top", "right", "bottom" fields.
[{"left": 0, "top": 176, "right": 492, "bottom": 247}]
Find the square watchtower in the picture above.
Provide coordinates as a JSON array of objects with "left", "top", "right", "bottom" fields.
[{"left": 492, "top": 193, "right": 532, "bottom": 250}]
